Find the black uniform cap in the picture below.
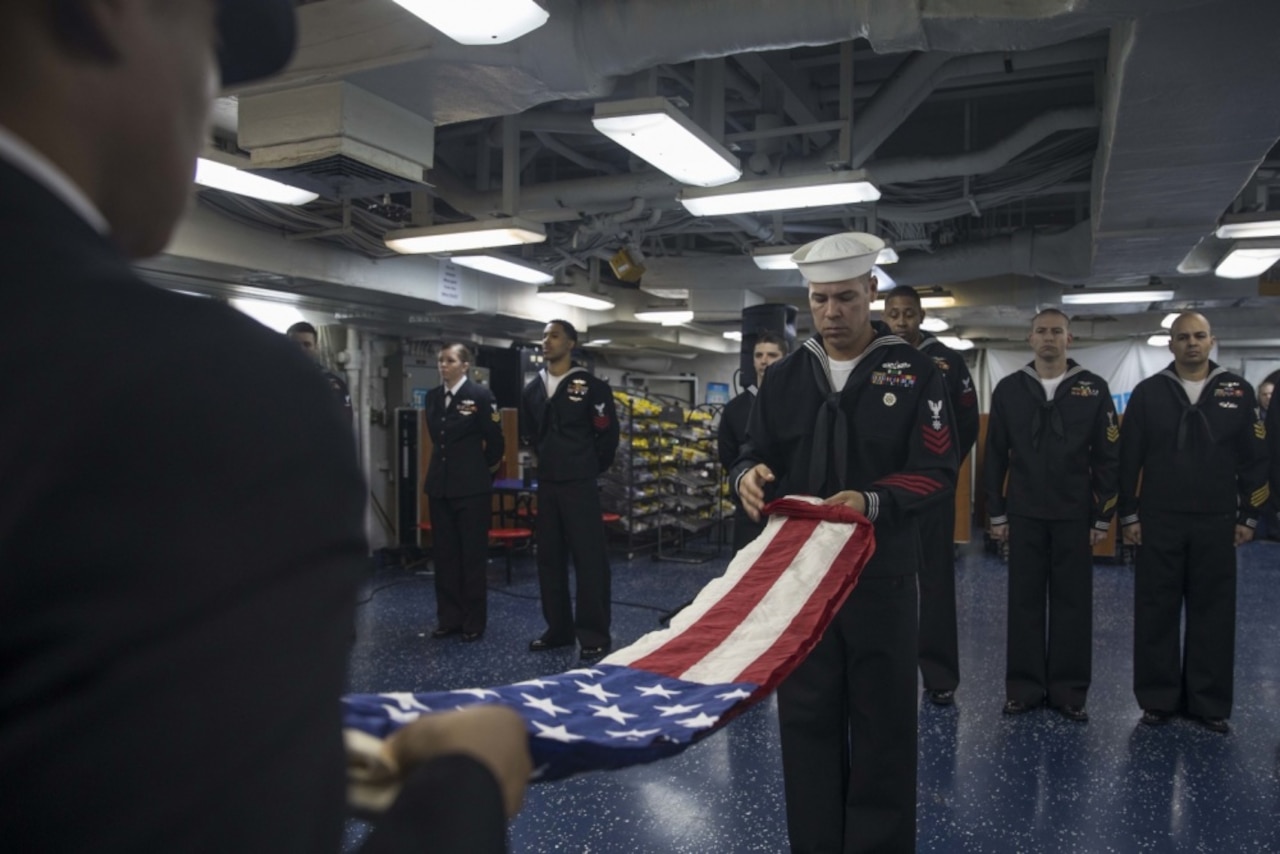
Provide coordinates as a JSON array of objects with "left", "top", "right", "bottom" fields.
[{"left": 217, "top": 0, "right": 297, "bottom": 87}]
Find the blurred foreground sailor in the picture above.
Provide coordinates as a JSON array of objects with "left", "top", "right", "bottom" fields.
[
  {"left": 733, "top": 232, "right": 957, "bottom": 853},
  {"left": 0, "top": 1, "right": 528, "bottom": 851}
]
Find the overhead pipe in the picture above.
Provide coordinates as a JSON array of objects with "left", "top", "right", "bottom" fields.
[
  {"left": 889, "top": 221, "right": 1093, "bottom": 285},
  {"left": 867, "top": 107, "right": 1099, "bottom": 184}
]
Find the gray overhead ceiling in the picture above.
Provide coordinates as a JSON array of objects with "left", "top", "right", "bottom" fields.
[{"left": 146, "top": 0, "right": 1280, "bottom": 352}]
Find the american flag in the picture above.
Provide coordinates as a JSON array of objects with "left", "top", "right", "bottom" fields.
[{"left": 342, "top": 496, "right": 875, "bottom": 783}]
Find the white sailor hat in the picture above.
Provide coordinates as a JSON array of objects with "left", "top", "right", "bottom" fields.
[{"left": 790, "top": 232, "right": 885, "bottom": 283}]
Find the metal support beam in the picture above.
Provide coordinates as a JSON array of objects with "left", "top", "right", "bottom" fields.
[
  {"left": 835, "top": 41, "right": 854, "bottom": 168},
  {"left": 501, "top": 115, "right": 520, "bottom": 217},
  {"left": 692, "top": 58, "right": 727, "bottom": 142}
]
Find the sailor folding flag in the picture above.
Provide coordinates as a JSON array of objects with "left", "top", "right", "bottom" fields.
[{"left": 342, "top": 496, "right": 875, "bottom": 786}]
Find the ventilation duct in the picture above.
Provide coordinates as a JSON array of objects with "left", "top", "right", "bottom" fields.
[{"left": 237, "top": 82, "right": 435, "bottom": 200}]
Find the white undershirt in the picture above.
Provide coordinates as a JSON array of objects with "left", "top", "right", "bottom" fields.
[
  {"left": 1180, "top": 377, "right": 1207, "bottom": 405},
  {"left": 828, "top": 355, "right": 861, "bottom": 392},
  {"left": 543, "top": 370, "right": 567, "bottom": 398},
  {"left": 1040, "top": 375, "right": 1064, "bottom": 400},
  {"left": 445, "top": 377, "right": 466, "bottom": 397}
]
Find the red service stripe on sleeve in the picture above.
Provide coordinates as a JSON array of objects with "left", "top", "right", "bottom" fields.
[
  {"left": 873, "top": 474, "right": 944, "bottom": 495},
  {"left": 593, "top": 416, "right": 611, "bottom": 429}
]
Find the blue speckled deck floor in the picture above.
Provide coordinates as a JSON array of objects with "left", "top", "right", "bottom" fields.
[{"left": 344, "top": 535, "right": 1280, "bottom": 853}]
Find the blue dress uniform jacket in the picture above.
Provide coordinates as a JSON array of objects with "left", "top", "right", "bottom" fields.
[
  {"left": 729, "top": 324, "right": 956, "bottom": 853},
  {"left": 717, "top": 390, "right": 763, "bottom": 551},
  {"left": 1119, "top": 363, "right": 1270, "bottom": 528},
  {"left": 731, "top": 327, "right": 958, "bottom": 575},
  {"left": 919, "top": 332, "right": 980, "bottom": 460},
  {"left": 520, "top": 367, "right": 620, "bottom": 480},
  {"left": 424, "top": 377, "right": 504, "bottom": 499},
  {"left": 986, "top": 361, "right": 1120, "bottom": 531}
]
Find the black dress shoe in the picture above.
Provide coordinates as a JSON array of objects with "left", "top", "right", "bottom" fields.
[
  {"left": 926, "top": 689, "right": 955, "bottom": 706},
  {"left": 1003, "top": 699, "right": 1038, "bottom": 715},
  {"left": 431, "top": 626, "right": 461, "bottom": 639},
  {"left": 460, "top": 631, "right": 483, "bottom": 643},
  {"left": 1193, "top": 715, "right": 1230, "bottom": 734},
  {"left": 1140, "top": 709, "right": 1174, "bottom": 726},
  {"left": 578, "top": 644, "right": 611, "bottom": 661},
  {"left": 1057, "top": 704, "right": 1089, "bottom": 722},
  {"left": 528, "top": 636, "right": 574, "bottom": 652}
]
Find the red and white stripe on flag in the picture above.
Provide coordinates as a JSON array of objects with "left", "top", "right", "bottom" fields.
[{"left": 342, "top": 495, "right": 875, "bottom": 790}]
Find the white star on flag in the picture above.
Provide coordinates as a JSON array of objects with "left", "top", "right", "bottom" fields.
[
  {"left": 343, "top": 496, "right": 876, "bottom": 785},
  {"left": 576, "top": 681, "right": 621, "bottom": 702},
  {"left": 381, "top": 705, "right": 423, "bottom": 723},
  {"left": 379, "top": 693, "right": 433, "bottom": 711},
  {"left": 716, "top": 689, "right": 752, "bottom": 701},
  {"left": 606, "top": 728, "right": 662, "bottom": 741},
  {"left": 589, "top": 704, "right": 638, "bottom": 725},
  {"left": 532, "top": 721, "right": 585, "bottom": 743},
  {"left": 522, "top": 694, "right": 571, "bottom": 717}
]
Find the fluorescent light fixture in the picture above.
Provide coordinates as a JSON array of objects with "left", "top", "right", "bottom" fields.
[
  {"left": 1215, "top": 212, "right": 1280, "bottom": 240},
  {"left": 870, "top": 295, "right": 956, "bottom": 311},
  {"left": 451, "top": 253, "right": 553, "bottom": 284},
  {"left": 751, "top": 243, "right": 898, "bottom": 271},
  {"left": 1147, "top": 334, "right": 1171, "bottom": 347},
  {"left": 592, "top": 97, "right": 741, "bottom": 188},
  {"left": 936, "top": 335, "right": 974, "bottom": 351},
  {"left": 723, "top": 330, "right": 743, "bottom": 341},
  {"left": 194, "top": 157, "right": 318, "bottom": 205},
  {"left": 921, "top": 317, "right": 951, "bottom": 332},
  {"left": 634, "top": 309, "right": 694, "bottom": 325},
  {"left": 391, "top": 0, "right": 549, "bottom": 45},
  {"left": 1060, "top": 289, "right": 1175, "bottom": 305},
  {"left": 1214, "top": 240, "right": 1280, "bottom": 279},
  {"left": 1160, "top": 312, "right": 1179, "bottom": 329},
  {"left": 229, "top": 298, "right": 307, "bottom": 333},
  {"left": 583, "top": 338, "right": 612, "bottom": 347},
  {"left": 680, "top": 170, "right": 880, "bottom": 216},
  {"left": 385, "top": 218, "right": 546, "bottom": 254},
  {"left": 536, "top": 287, "right": 616, "bottom": 312}
]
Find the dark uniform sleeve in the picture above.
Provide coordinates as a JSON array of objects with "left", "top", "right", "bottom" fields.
[
  {"left": 984, "top": 382, "right": 1012, "bottom": 526},
  {"left": 1268, "top": 401, "right": 1280, "bottom": 517},
  {"left": 862, "top": 365, "right": 958, "bottom": 525},
  {"left": 1089, "top": 380, "right": 1121, "bottom": 532},
  {"left": 717, "top": 398, "right": 745, "bottom": 469},
  {"left": 358, "top": 755, "right": 507, "bottom": 854},
  {"left": 590, "top": 379, "right": 620, "bottom": 473},
  {"left": 480, "top": 387, "right": 505, "bottom": 473},
  {"left": 518, "top": 384, "right": 535, "bottom": 449},
  {"left": 1117, "top": 383, "right": 1148, "bottom": 526},
  {"left": 730, "top": 384, "right": 779, "bottom": 498},
  {"left": 948, "top": 353, "right": 980, "bottom": 461},
  {"left": 1235, "top": 385, "right": 1270, "bottom": 529}
]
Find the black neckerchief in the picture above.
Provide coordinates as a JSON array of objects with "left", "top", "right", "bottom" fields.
[
  {"left": 1018, "top": 360, "right": 1086, "bottom": 450},
  {"left": 1157, "top": 362, "right": 1229, "bottom": 450},
  {"left": 802, "top": 324, "right": 908, "bottom": 494}
]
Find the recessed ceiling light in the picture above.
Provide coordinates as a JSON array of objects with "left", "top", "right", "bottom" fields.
[
  {"left": 536, "top": 287, "right": 616, "bottom": 312},
  {"left": 592, "top": 97, "right": 741, "bottom": 188},
  {"left": 871, "top": 295, "right": 955, "bottom": 311},
  {"left": 1160, "top": 312, "right": 1179, "bottom": 329},
  {"left": 920, "top": 317, "right": 951, "bottom": 332},
  {"left": 384, "top": 218, "right": 546, "bottom": 254},
  {"left": 390, "top": 0, "right": 549, "bottom": 45},
  {"left": 634, "top": 308, "right": 694, "bottom": 325},
  {"left": 1147, "top": 334, "right": 1171, "bottom": 347},
  {"left": 680, "top": 171, "right": 880, "bottom": 216},
  {"left": 935, "top": 335, "right": 974, "bottom": 351},
  {"left": 723, "top": 330, "right": 743, "bottom": 341},
  {"left": 1214, "top": 241, "right": 1280, "bottom": 279},
  {"left": 451, "top": 254, "right": 553, "bottom": 284},
  {"left": 1215, "top": 212, "right": 1280, "bottom": 240},
  {"left": 194, "top": 158, "right": 318, "bottom": 205},
  {"left": 1060, "top": 289, "right": 1175, "bottom": 305}
]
